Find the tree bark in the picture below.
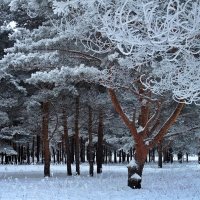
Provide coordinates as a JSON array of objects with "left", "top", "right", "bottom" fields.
[
  {"left": 70, "top": 136, "right": 75, "bottom": 164},
  {"left": 80, "top": 137, "right": 85, "bottom": 163},
  {"left": 74, "top": 96, "right": 80, "bottom": 175},
  {"left": 96, "top": 109, "right": 104, "bottom": 173},
  {"left": 42, "top": 101, "right": 50, "bottom": 177},
  {"left": 27, "top": 142, "right": 30, "bottom": 164},
  {"left": 88, "top": 106, "right": 94, "bottom": 176},
  {"left": 32, "top": 137, "right": 35, "bottom": 164},
  {"left": 186, "top": 152, "right": 189, "bottom": 162},
  {"left": 158, "top": 142, "right": 163, "bottom": 168},
  {"left": 114, "top": 150, "right": 117, "bottom": 163},
  {"left": 36, "top": 135, "right": 40, "bottom": 163},
  {"left": 52, "top": 147, "right": 56, "bottom": 164},
  {"left": 20, "top": 146, "right": 23, "bottom": 164},
  {"left": 63, "top": 108, "right": 72, "bottom": 176},
  {"left": 128, "top": 142, "right": 148, "bottom": 189}
]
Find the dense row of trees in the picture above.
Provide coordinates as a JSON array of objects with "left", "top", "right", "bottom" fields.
[{"left": 0, "top": 0, "right": 200, "bottom": 189}]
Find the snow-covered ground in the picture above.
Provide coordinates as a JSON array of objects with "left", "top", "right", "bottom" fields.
[{"left": 0, "top": 161, "right": 200, "bottom": 200}]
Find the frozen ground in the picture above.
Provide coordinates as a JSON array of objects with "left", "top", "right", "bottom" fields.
[{"left": 0, "top": 161, "right": 200, "bottom": 200}]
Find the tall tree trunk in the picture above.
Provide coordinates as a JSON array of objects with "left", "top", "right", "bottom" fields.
[
  {"left": 88, "top": 106, "right": 94, "bottom": 176},
  {"left": 36, "top": 135, "right": 40, "bottom": 163},
  {"left": 20, "top": 146, "right": 23, "bottom": 164},
  {"left": 18, "top": 145, "right": 20, "bottom": 164},
  {"left": 32, "top": 136, "right": 35, "bottom": 164},
  {"left": 169, "top": 147, "right": 173, "bottom": 163},
  {"left": 42, "top": 101, "right": 50, "bottom": 177},
  {"left": 96, "top": 109, "right": 104, "bottom": 173},
  {"left": 127, "top": 153, "right": 130, "bottom": 163},
  {"left": 80, "top": 137, "right": 86, "bottom": 163},
  {"left": 114, "top": 150, "right": 117, "bottom": 163},
  {"left": 186, "top": 152, "right": 189, "bottom": 162},
  {"left": 61, "top": 135, "right": 64, "bottom": 163},
  {"left": 62, "top": 108, "right": 72, "bottom": 176},
  {"left": 74, "top": 96, "right": 80, "bottom": 175},
  {"left": 70, "top": 136, "right": 75, "bottom": 164},
  {"left": 122, "top": 150, "right": 126, "bottom": 162},
  {"left": 57, "top": 148, "right": 60, "bottom": 164},
  {"left": 27, "top": 142, "right": 30, "bottom": 164},
  {"left": 119, "top": 150, "right": 122, "bottom": 163},
  {"left": 158, "top": 142, "right": 163, "bottom": 168},
  {"left": 52, "top": 147, "right": 56, "bottom": 164}
]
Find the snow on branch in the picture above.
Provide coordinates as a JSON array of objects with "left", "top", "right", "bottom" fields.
[
  {"left": 26, "top": 65, "right": 104, "bottom": 85},
  {"left": 142, "top": 56, "right": 200, "bottom": 105}
]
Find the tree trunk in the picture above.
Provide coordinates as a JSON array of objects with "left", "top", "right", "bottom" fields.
[
  {"left": 27, "top": 142, "right": 30, "bottom": 164},
  {"left": 114, "top": 150, "right": 117, "bottom": 163},
  {"left": 127, "top": 153, "right": 130, "bottom": 163},
  {"left": 130, "top": 148, "right": 133, "bottom": 160},
  {"left": 109, "top": 151, "right": 112, "bottom": 163},
  {"left": 80, "top": 137, "right": 85, "bottom": 163},
  {"left": 127, "top": 143, "right": 148, "bottom": 189},
  {"left": 74, "top": 96, "right": 80, "bottom": 175},
  {"left": 36, "top": 135, "right": 40, "bottom": 163},
  {"left": 42, "top": 101, "right": 50, "bottom": 177},
  {"left": 52, "top": 147, "right": 56, "bottom": 164},
  {"left": 20, "top": 146, "right": 23, "bottom": 164},
  {"left": 177, "top": 151, "right": 183, "bottom": 163},
  {"left": 70, "top": 136, "right": 75, "bottom": 164},
  {"left": 96, "top": 109, "right": 104, "bottom": 174},
  {"left": 1, "top": 153, "right": 4, "bottom": 164},
  {"left": 158, "top": 142, "right": 162, "bottom": 168},
  {"left": 57, "top": 149, "right": 60, "bottom": 164},
  {"left": 186, "top": 152, "right": 189, "bottom": 162},
  {"left": 88, "top": 106, "right": 94, "bottom": 176},
  {"left": 17, "top": 145, "right": 20, "bottom": 164},
  {"left": 62, "top": 108, "right": 72, "bottom": 176},
  {"left": 122, "top": 150, "right": 126, "bottom": 162},
  {"left": 32, "top": 136, "right": 35, "bottom": 164},
  {"left": 119, "top": 150, "right": 122, "bottom": 163},
  {"left": 169, "top": 148, "right": 173, "bottom": 163}
]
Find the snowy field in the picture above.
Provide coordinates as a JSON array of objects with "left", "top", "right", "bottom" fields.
[{"left": 0, "top": 161, "right": 200, "bottom": 200}]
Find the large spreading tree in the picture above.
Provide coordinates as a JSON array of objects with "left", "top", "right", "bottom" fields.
[{"left": 1, "top": 0, "right": 200, "bottom": 189}]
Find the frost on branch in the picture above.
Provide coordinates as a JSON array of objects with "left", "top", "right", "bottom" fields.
[
  {"left": 143, "top": 56, "right": 200, "bottom": 105},
  {"left": 100, "top": 0, "right": 200, "bottom": 56},
  {"left": 26, "top": 65, "right": 103, "bottom": 85}
]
